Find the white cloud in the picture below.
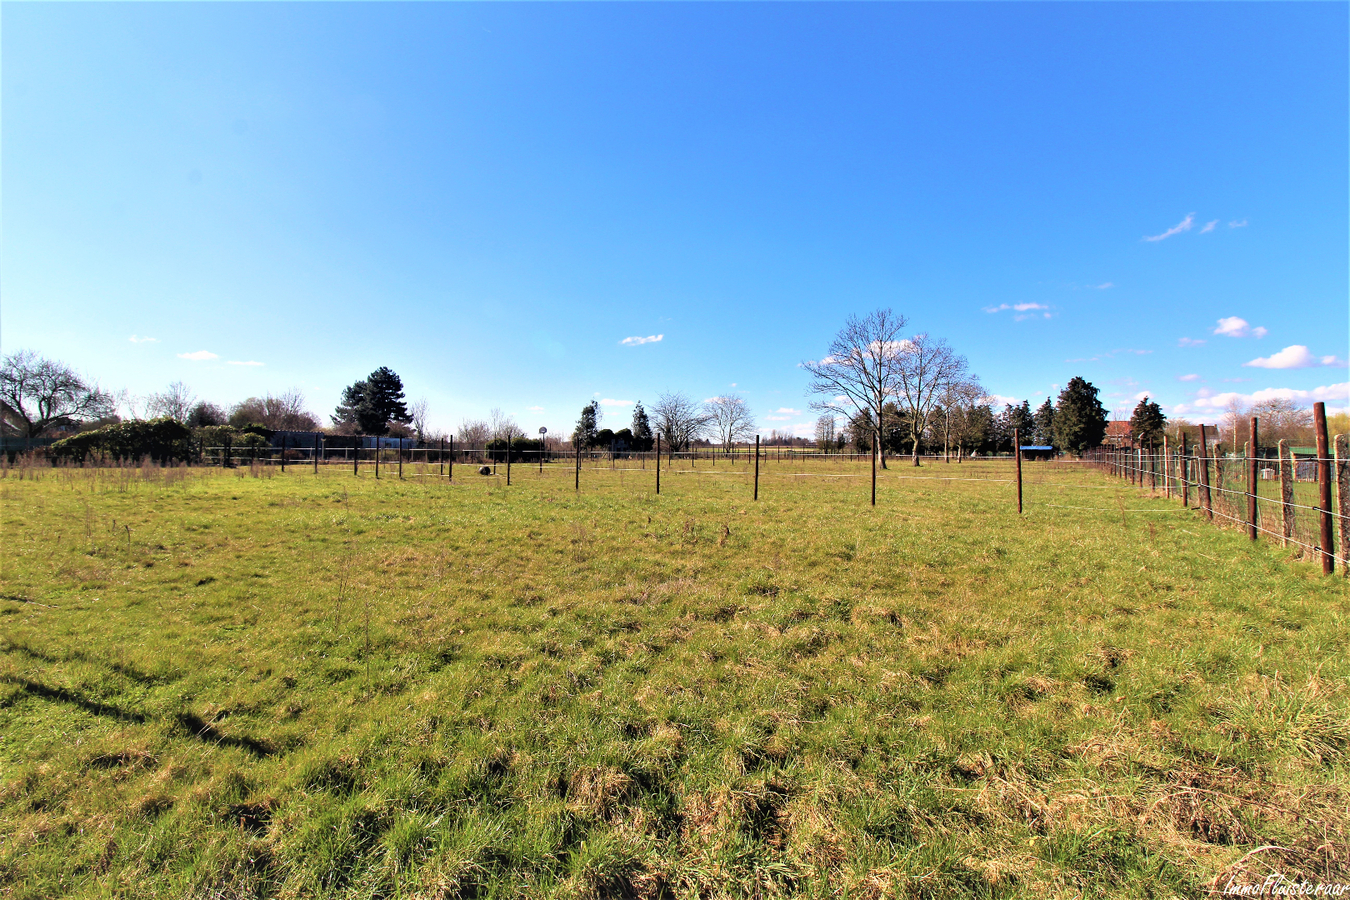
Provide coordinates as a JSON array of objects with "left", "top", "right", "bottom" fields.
[
  {"left": 129, "top": 335, "right": 158, "bottom": 344},
  {"left": 1091, "top": 283, "right": 1115, "bottom": 290},
  {"left": 1200, "top": 220, "right": 1218, "bottom": 234},
  {"left": 1178, "top": 374, "right": 1201, "bottom": 382},
  {"left": 1144, "top": 213, "right": 1195, "bottom": 242},
  {"left": 775, "top": 407, "right": 801, "bottom": 415},
  {"left": 599, "top": 398, "right": 634, "bottom": 407},
  {"left": 227, "top": 360, "right": 264, "bottom": 367},
  {"left": 1186, "top": 382, "right": 1350, "bottom": 411},
  {"left": 1213, "top": 317, "right": 1267, "bottom": 338},
  {"left": 620, "top": 334, "right": 663, "bottom": 346},
  {"left": 527, "top": 406, "right": 544, "bottom": 412},
  {"left": 1244, "top": 345, "right": 1347, "bottom": 370},
  {"left": 986, "top": 394, "right": 1023, "bottom": 409},
  {"left": 177, "top": 350, "right": 218, "bottom": 361},
  {"left": 765, "top": 415, "right": 791, "bottom": 422},
  {"left": 1132, "top": 391, "right": 1152, "bottom": 402},
  {"left": 791, "top": 422, "right": 816, "bottom": 438},
  {"left": 1229, "top": 219, "right": 1248, "bottom": 228},
  {"left": 1178, "top": 337, "right": 1206, "bottom": 348},
  {"left": 983, "top": 302, "right": 1050, "bottom": 314}
]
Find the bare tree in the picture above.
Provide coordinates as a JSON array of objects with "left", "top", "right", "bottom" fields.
[
  {"left": 145, "top": 381, "right": 197, "bottom": 423},
  {"left": 228, "top": 389, "right": 319, "bottom": 431},
  {"left": 488, "top": 407, "right": 520, "bottom": 442},
  {"left": 1250, "top": 397, "right": 1314, "bottom": 446},
  {"left": 814, "top": 414, "right": 837, "bottom": 451},
  {"left": 409, "top": 398, "right": 429, "bottom": 443},
  {"left": 801, "top": 308, "right": 909, "bottom": 503},
  {"left": 937, "top": 377, "right": 985, "bottom": 462},
  {"left": 1, "top": 350, "right": 115, "bottom": 437},
  {"left": 703, "top": 395, "right": 755, "bottom": 452},
  {"left": 457, "top": 418, "right": 491, "bottom": 451},
  {"left": 1220, "top": 397, "right": 1249, "bottom": 448},
  {"left": 651, "top": 391, "right": 709, "bottom": 451},
  {"left": 894, "top": 333, "right": 967, "bottom": 467}
]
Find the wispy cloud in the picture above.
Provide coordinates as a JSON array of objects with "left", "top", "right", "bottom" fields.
[
  {"left": 1200, "top": 220, "right": 1218, "bottom": 234},
  {"left": 527, "top": 405, "right": 544, "bottom": 412},
  {"left": 983, "top": 302, "right": 1050, "bottom": 314},
  {"left": 227, "top": 360, "right": 264, "bottom": 367},
  {"left": 1214, "top": 317, "right": 1267, "bottom": 338},
  {"left": 620, "top": 334, "right": 663, "bottom": 346},
  {"left": 177, "top": 350, "right": 218, "bottom": 361},
  {"left": 129, "top": 335, "right": 158, "bottom": 344},
  {"left": 1090, "top": 282, "right": 1115, "bottom": 290},
  {"left": 599, "top": 398, "right": 634, "bottom": 407},
  {"left": 1244, "top": 345, "right": 1347, "bottom": 370},
  {"left": 1144, "top": 213, "right": 1195, "bottom": 242},
  {"left": 986, "top": 394, "right": 1023, "bottom": 408},
  {"left": 1178, "top": 373, "right": 1201, "bottom": 382},
  {"left": 775, "top": 407, "right": 801, "bottom": 415},
  {"left": 765, "top": 415, "right": 792, "bottom": 422},
  {"left": 1178, "top": 337, "right": 1206, "bottom": 348},
  {"left": 1229, "top": 219, "right": 1248, "bottom": 229}
]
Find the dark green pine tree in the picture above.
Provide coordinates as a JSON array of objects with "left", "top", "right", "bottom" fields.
[
  {"left": 333, "top": 367, "right": 411, "bottom": 436},
  {"left": 1053, "top": 376, "right": 1109, "bottom": 455},
  {"left": 630, "top": 401, "right": 654, "bottom": 451},
  {"left": 573, "top": 400, "right": 600, "bottom": 449},
  {"left": 1129, "top": 396, "right": 1167, "bottom": 449},
  {"left": 1032, "top": 397, "right": 1056, "bottom": 445}
]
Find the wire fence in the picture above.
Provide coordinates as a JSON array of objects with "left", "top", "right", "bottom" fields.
[{"left": 1084, "top": 429, "right": 1350, "bottom": 576}]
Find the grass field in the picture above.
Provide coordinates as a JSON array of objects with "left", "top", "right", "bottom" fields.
[{"left": 2, "top": 459, "right": 1347, "bottom": 899}]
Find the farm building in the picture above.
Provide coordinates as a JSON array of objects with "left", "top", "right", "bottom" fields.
[{"left": 1019, "top": 444, "right": 1055, "bottom": 460}]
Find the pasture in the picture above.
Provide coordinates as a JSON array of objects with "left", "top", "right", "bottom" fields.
[{"left": 1, "top": 459, "right": 1347, "bottom": 899}]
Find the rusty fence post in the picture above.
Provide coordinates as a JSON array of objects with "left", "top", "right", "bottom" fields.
[
  {"left": 1278, "top": 440, "right": 1295, "bottom": 547},
  {"left": 1197, "top": 425, "right": 1213, "bottom": 520},
  {"left": 1014, "top": 427, "right": 1023, "bottom": 514},
  {"left": 1336, "top": 433, "right": 1349, "bottom": 576},
  {"left": 1314, "top": 403, "right": 1334, "bottom": 574},
  {"left": 754, "top": 435, "right": 760, "bottom": 502}
]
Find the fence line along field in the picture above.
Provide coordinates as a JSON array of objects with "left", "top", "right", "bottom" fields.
[{"left": 2, "top": 459, "right": 1347, "bottom": 899}]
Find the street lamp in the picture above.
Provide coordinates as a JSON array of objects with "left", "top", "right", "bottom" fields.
[{"left": 538, "top": 426, "right": 547, "bottom": 472}]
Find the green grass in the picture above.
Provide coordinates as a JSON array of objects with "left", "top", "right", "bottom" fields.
[{"left": 1, "top": 458, "right": 1347, "bottom": 899}]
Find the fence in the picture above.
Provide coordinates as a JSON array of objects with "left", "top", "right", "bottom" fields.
[{"left": 1084, "top": 404, "right": 1348, "bottom": 576}]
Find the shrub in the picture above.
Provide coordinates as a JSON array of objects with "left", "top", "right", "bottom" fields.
[{"left": 50, "top": 418, "right": 193, "bottom": 463}]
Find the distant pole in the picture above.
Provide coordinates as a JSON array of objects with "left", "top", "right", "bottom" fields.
[
  {"left": 375, "top": 438, "right": 380, "bottom": 479},
  {"left": 1162, "top": 435, "right": 1170, "bottom": 497},
  {"left": 1197, "top": 424, "right": 1212, "bottom": 520},
  {"left": 1246, "top": 417, "right": 1258, "bottom": 540},
  {"left": 354, "top": 436, "right": 360, "bottom": 476},
  {"left": 399, "top": 437, "right": 404, "bottom": 480},
  {"left": 538, "top": 427, "right": 547, "bottom": 473},
  {"left": 281, "top": 433, "right": 287, "bottom": 472},
  {"left": 448, "top": 435, "right": 454, "bottom": 481},
  {"left": 754, "top": 434, "right": 760, "bottom": 501},
  {"left": 440, "top": 437, "right": 445, "bottom": 477},
  {"left": 1314, "top": 402, "right": 1334, "bottom": 574},
  {"left": 655, "top": 435, "right": 661, "bottom": 495},
  {"left": 1014, "top": 427, "right": 1023, "bottom": 514},
  {"left": 314, "top": 433, "right": 320, "bottom": 475},
  {"left": 870, "top": 429, "right": 877, "bottom": 507},
  {"left": 574, "top": 439, "right": 580, "bottom": 491},
  {"left": 506, "top": 431, "right": 512, "bottom": 486}
]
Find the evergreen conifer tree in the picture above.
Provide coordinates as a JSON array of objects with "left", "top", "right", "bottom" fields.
[{"left": 1053, "top": 377, "right": 1109, "bottom": 454}]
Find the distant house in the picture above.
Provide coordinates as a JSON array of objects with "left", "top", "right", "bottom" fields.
[
  {"left": 1019, "top": 445, "right": 1055, "bottom": 460},
  {"left": 1104, "top": 421, "right": 1132, "bottom": 448}
]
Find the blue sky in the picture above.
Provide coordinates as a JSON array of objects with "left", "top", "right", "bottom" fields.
[{"left": 4, "top": 2, "right": 1347, "bottom": 437}]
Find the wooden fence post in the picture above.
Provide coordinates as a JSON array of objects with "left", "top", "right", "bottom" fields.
[
  {"left": 439, "top": 438, "right": 444, "bottom": 477},
  {"left": 506, "top": 433, "right": 512, "bottom": 486},
  {"left": 1279, "top": 439, "right": 1295, "bottom": 547},
  {"left": 1163, "top": 436, "right": 1170, "bottom": 498},
  {"left": 575, "top": 440, "right": 580, "bottom": 492},
  {"left": 449, "top": 435, "right": 454, "bottom": 481},
  {"left": 1246, "top": 418, "right": 1258, "bottom": 540},
  {"left": 398, "top": 438, "right": 404, "bottom": 480},
  {"left": 655, "top": 435, "right": 661, "bottom": 495},
  {"left": 1197, "top": 425, "right": 1213, "bottom": 520},
  {"left": 1014, "top": 427, "right": 1023, "bottom": 514},
  {"left": 281, "top": 433, "right": 287, "bottom": 472},
  {"left": 1179, "top": 432, "right": 1189, "bottom": 507},
  {"left": 1336, "top": 433, "right": 1349, "bottom": 577},
  {"left": 1314, "top": 403, "right": 1334, "bottom": 574},
  {"left": 754, "top": 435, "right": 760, "bottom": 501},
  {"left": 375, "top": 439, "right": 379, "bottom": 479},
  {"left": 354, "top": 436, "right": 360, "bottom": 476},
  {"left": 314, "top": 433, "right": 320, "bottom": 474}
]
